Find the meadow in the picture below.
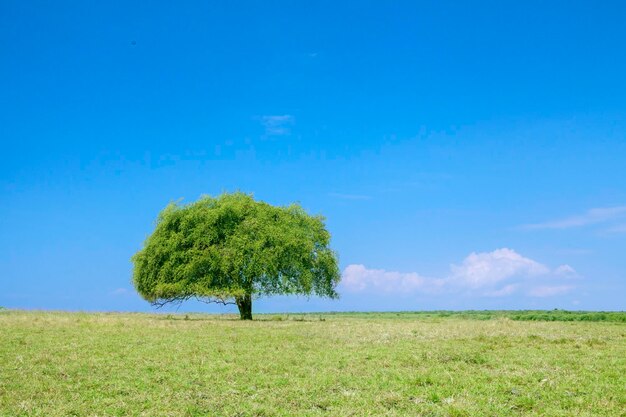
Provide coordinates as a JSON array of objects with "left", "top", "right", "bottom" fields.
[{"left": 0, "top": 310, "right": 624, "bottom": 416}]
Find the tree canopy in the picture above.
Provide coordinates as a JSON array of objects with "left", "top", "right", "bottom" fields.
[{"left": 131, "top": 192, "right": 340, "bottom": 319}]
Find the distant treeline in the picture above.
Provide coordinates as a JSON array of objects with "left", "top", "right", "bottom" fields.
[
  {"left": 318, "top": 310, "right": 626, "bottom": 322},
  {"left": 438, "top": 310, "right": 626, "bottom": 322}
]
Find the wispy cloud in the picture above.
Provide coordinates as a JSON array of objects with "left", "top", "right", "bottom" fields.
[
  {"left": 342, "top": 248, "right": 577, "bottom": 298},
  {"left": 110, "top": 288, "right": 130, "bottom": 296},
  {"left": 606, "top": 223, "right": 626, "bottom": 234},
  {"left": 521, "top": 206, "right": 626, "bottom": 230},
  {"left": 554, "top": 264, "right": 579, "bottom": 277},
  {"left": 257, "top": 115, "right": 295, "bottom": 136},
  {"left": 329, "top": 193, "right": 371, "bottom": 200},
  {"left": 484, "top": 284, "right": 519, "bottom": 297},
  {"left": 528, "top": 285, "right": 574, "bottom": 297}
]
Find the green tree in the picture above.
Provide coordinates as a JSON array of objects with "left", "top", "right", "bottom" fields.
[{"left": 131, "top": 192, "right": 341, "bottom": 319}]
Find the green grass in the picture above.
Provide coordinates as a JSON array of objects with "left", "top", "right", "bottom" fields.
[{"left": 1, "top": 311, "right": 624, "bottom": 416}]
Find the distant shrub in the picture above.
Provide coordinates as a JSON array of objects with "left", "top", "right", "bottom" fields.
[
  {"left": 505, "top": 310, "right": 625, "bottom": 323},
  {"left": 331, "top": 310, "right": 626, "bottom": 322}
]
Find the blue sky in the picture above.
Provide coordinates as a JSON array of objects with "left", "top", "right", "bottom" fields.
[{"left": 1, "top": 1, "right": 625, "bottom": 313}]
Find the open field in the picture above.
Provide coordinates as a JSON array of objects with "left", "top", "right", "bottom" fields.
[{"left": 1, "top": 311, "right": 624, "bottom": 416}]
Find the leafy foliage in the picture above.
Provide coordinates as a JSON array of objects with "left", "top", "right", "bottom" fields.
[{"left": 131, "top": 192, "right": 340, "bottom": 315}]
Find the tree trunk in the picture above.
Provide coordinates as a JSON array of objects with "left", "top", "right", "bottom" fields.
[{"left": 236, "top": 294, "right": 252, "bottom": 320}]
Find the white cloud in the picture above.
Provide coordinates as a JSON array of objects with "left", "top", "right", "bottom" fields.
[
  {"left": 258, "top": 115, "right": 295, "bottom": 136},
  {"left": 110, "top": 288, "right": 130, "bottom": 296},
  {"left": 450, "top": 248, "right": 549, "bottom": 288},
  {"left": 342, "top": 248, "right": 578, "bottom": 298},
  {"left": 522, "top": 206, "right": 626, "bottom": 230},
  {"left": 554, "top": 264, "right": 578, "bottom": 278},
  {"left": 342, "top": 264, "right": 428, "bottom": 293}
]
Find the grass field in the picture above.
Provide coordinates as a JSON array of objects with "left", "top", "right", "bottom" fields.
[{"left": 1, "top": 310, "right": 624, "bottom": 416}]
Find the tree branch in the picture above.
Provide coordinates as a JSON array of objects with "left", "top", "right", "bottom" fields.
[
  {"left": 195, "top": 296, "right": 237, "bottom": 306},
  {"left": 151, "top": 295, "right": 236, "bottom": 309}
]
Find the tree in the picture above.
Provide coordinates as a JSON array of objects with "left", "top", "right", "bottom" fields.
[{"left": 131, "top": 192, "right": 341, "bottom": 319}]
